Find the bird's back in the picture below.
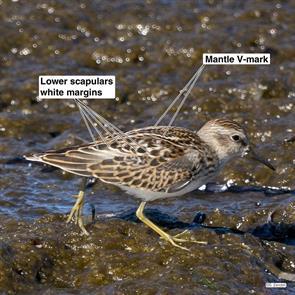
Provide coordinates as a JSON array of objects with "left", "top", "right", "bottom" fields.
[{"left": 25, "top": 126, "right": 219, "bottom": 195}]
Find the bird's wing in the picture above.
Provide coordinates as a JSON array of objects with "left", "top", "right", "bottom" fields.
[
  {"left": 88, "top": 148, "right": 204, "bottom": 192},
  {"left": 25, "top": 127, "right": 208, "bottom": 191},
  {"left": 161, "top": 151, "right": 204, "bottom": 193},
  {"left": 24, "top": 141, "right": 126, "bottom": 177}
]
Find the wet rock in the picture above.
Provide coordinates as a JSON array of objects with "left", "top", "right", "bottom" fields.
[
  {"left": 0, "top": 0, "right": 294, "bottom": 293},
  {"left": 1, "top": 210, "right": 295, "bottom": 293}
]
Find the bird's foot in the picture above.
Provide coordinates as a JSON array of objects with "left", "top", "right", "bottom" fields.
[
  {"left": 160, "top": 229, "right": 207, "bottom": 250},
  {"left": 66, "top": 190, "right": 89, "bottom": 236},
  {"left": 161, "top": 234, "right": 190, "bottom": 251}
]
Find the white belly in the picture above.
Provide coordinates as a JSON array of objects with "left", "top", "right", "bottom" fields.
[{"left": 117, "top": 175, "right": 213, "bottom": 202}]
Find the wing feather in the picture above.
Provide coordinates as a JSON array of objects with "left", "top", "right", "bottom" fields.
[
  {"left": 86, "top": 149, "right": 202, "bottom": 192},
  {"left": 25, "top": 126, "right": 211, "bottom": 191}
]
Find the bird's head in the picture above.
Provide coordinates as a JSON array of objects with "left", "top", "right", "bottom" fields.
[{"left": 197, "top": 118, "right": 275, "bottom": 170}]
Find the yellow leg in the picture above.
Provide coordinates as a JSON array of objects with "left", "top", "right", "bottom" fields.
[
  {"left": 66, "top": 190, "right": 89, "bottom": 236},
  {"left": 136, "top": 202, "right": 207, "bottom": 251}
]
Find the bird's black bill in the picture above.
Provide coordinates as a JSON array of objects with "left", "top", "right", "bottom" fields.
[{"left": 250, "top": 149, "right": 275, "bottom": 171}]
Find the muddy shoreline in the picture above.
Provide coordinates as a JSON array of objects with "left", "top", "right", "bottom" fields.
[{"left": 0, "top": 0, "right": 294, "bottom": 294}]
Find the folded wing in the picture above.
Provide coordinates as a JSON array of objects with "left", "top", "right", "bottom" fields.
[{"left": 25, "top": 127, "right": 206, "bottom": 192}]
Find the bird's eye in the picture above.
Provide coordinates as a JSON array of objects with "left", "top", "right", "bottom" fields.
[{"left": 231, "top": 135, "right": 240, "bottom": 141}]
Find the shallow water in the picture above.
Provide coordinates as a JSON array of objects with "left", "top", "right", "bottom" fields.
[{"left": 0, "top": 0, "right": 295, "bottom": 294}]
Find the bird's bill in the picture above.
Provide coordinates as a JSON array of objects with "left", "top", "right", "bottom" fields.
[{"left": 249, "top": 149, "right": 275, "bottom": 171}]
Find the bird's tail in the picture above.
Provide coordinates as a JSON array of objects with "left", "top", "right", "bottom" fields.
[
  {"left": 23, "top": 140, "right": 125, "bottom": 178},
  {"left": 24, "top": 150, "right": 94, "bottom": 177}
]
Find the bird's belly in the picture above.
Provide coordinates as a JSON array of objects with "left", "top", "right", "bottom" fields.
[{"left": 117, "top": 176, "right": 211, "bottom": 202}]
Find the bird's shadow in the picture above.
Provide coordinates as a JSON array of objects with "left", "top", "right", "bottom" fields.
[
  {"left": 111, "top": 207, "right": 295, "bottom": 282},
  {"left": 79, "top": 181, "right": 295, "bottom": 244},
  {"left": 111, "top": 183, "right": 295, "bottom": 245},
  {"left": 116, "top": 208, "right": 295, "bottom": 246}
]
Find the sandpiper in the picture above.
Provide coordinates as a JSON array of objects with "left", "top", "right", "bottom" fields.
[{"left": 25, "top": 118, "right": 275, "bottom": 250}]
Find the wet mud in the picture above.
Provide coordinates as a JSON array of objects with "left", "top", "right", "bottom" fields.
[{"left": 0, "top": 0, "right": 294, "bottom": 294}]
